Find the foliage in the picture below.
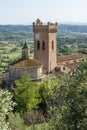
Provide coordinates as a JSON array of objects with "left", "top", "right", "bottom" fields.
[
  {"left": 48, "top": 60, "right": 87, "bottom": 130},
  {"left": 8, "top": 112, "right": 26, "bottom": 130},
  {"left": 38, "top": 76, "right": 60, "bottom": 116},
  {"left": 14, "top": 75, "right": 41, "bottom": 114},
  {"left": 0, "top": 89, "right": 16, "bottom": 130},
  {"left": 39, "top": 76, "right": 60, "bottom": 104},
  {"left": 48, "top": 107, "right": 63, "bottom": 130},
  {"left": 24, "top": 110, "right": 45, "bottom": 125},
  {"left": 13, "top": 75, "right": 61, "bottom": 126},
  {"left": 26, "top": 122, "right": 49, "bottom": 130}
]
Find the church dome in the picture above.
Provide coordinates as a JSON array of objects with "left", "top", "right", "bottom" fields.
[{"left": 10, "top": 58, "right": 42, "bottom": 67}]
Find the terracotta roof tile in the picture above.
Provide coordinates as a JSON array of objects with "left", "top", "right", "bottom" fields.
[
  {"left": 57, "top": 53, "right": 84, "bottom": 63},
  {"left": 10, "top": 58, "right": 42, "bottom": 67}
]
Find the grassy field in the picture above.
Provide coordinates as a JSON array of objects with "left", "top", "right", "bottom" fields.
[
  {"left": 0, "top": 42, "right": 34, "bottom": 72},
  {"left": 0, "top": 44, "right": 21, "bottom": 71}
]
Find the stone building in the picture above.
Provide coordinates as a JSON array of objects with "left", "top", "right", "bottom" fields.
[
  {"left": 0, "top": 18, "right": 85, "bottom": 87},
  {"left": 3, "top": 19, "right": 85, "bottom": 83},
  {"left": 33, "top": 19, "right": 84, "bottom": 75},
  {"left": 33, "top": 19, "right": 57, "bottom": 73},
  {"left": 56, "top": 53, "right": 84, "bottom": 74},
  {"left": 9, "top": 42, "right": 43, "bottom": 80},
  {"left": 57, "top": 53, "right": 84, "bottom": 65}
]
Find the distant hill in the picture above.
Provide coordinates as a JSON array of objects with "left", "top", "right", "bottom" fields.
[
  {"left": 0, "top": 24, "right": 87, "bottom": 34},
  {"left": 0, "top": 25, "right": 32, "bottom": 33},
  {"left": 58, "top": 24, "right": 87, "bottom": 34}
]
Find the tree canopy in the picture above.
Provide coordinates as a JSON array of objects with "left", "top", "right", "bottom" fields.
[
  {"left": 0, "top": 89, "right": 16, "bottom": 130},
  {"left": 49, "top": 60, "right": 87, "bottom": 130},
  {"left": 14, "top": 75, "right": 41, "bottom": 114}
]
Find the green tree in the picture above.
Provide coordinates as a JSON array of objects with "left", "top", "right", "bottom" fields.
[
  {"left": 0, "top": 89, "right": 16, "bottom": 130},
  {"left": 14, "top": 75, "right": 41, "bottom": 114},
  {"left": 8, "top": 113, "right": 27, "bottom": 130},
  {"left": 38, "top": 76, "right": 60, "bottom": 116},
  {"left": 49, "top": 60, "right": 87, "bottom": 130}
]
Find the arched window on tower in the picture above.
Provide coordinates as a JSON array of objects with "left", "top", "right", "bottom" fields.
[
  {"left": 37, "top": 40, "right": 40, "bottom": 50},
  {"left": 52, "top": 41, "right": 54, "bottom": 50},
  {"left": 42, "top": 41, "right": 45, "bottom": 50}
]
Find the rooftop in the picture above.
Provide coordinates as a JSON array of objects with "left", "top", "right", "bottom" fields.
[
  {"left": 22, "top": 41, "right": 28, "bottom": 49},
  {"left": 57, "top": 53, "right": 84, "bottom": 63},
  {"left": 10, "top": 58, "right": 42, "bottom": 67}
]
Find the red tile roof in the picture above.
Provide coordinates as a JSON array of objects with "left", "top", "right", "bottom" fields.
[
  {"left": 10, "top": 58, "right": 42, "bottom": 67},
  {"left": 57, "top": 53, "right": 84, "bottom": 63}
]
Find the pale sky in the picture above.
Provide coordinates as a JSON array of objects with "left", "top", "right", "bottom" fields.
[{"left": 0, "top": 0, "right": 87, "bottom": 24}]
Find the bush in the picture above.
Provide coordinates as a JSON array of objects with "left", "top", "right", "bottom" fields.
[{"left": 24, "top": 110, "right": 45, "bottom": 125}]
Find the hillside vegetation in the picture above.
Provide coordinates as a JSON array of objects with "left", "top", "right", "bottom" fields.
[
  {"left": 1, "top": 24, "right": 87, "bottom": 71},
  {"left": 1, "top": 60, "right": 87, "bottom": 130},
  {"left": 0, "top": 24, "right": 87, "bottom": 129}
]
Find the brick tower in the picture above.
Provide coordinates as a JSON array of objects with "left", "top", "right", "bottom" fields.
[{"left": 33, "top": 19, "right": 57, "bottom": 73}]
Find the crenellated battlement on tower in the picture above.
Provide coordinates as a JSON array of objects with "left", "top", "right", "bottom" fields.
[
  {"left": 33, "top": 19, "right": 57, "bottom": 73},
  {"left": 33, "top": 19, "right": 57, "bottom": 33}
]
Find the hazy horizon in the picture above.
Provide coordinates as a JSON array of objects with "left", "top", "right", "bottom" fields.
[
  {"left": 1, "top": 22, "right": 87, "bottom": 26},
  {"left": 0, "top": 0, "right": 87, "bottom": 24}
]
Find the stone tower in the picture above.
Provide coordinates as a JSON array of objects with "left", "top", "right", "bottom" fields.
[
  {"left": 22, "top": 41, "right": 29, "bottom": 59},
  {"left": 33, "top": 19, "right": 57, "bottom": 73}
]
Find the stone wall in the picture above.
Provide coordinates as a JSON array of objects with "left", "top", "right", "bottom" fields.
[{"left": 9, "top": 65, "right": 43, "bottom": 80}]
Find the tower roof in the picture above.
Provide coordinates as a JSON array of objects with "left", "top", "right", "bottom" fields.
[{"left": 22, "top": 41, "right": 28, "bottom": 49}]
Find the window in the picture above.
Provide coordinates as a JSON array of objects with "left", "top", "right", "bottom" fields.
[
  {"left": 52, "top": 41, "right": 54, "bottom": 49},
  {"left": 42, "top": 41, "right": 45, "bottom": 50},
  {"left": 37, "top": 40, "right": 40, "bottom": 50},
  {"left": 63, "top": 66, "right": 66, "bottom": 70}
]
